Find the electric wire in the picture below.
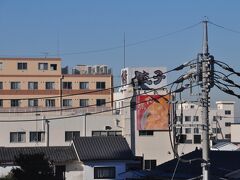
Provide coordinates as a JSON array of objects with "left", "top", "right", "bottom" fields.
[
  {"left": 0, "top": 61, "right": 195, "bottom": 102},
  {"left": 0, "top": 82, "right": 195, "bottom": 122},
  {"left": 209, "top": 21, "right": 240, "bottom": 34}
]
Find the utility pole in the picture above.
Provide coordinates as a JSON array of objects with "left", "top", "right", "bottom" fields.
[{"left": 201, "top": 20, "right": 211, "bottom": 180}]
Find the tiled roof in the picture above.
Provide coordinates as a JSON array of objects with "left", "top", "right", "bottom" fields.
[
  {"left": 73, "top": 136, "right": 135, "bottom": 161},
  {"left": 147, "top": 149, "right": 240, "bottom": 179},
  {"left": 0, "top": 146, "right": 77, "bottom": 164}
]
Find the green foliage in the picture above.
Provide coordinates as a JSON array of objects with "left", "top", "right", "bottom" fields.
[{"left": 10, "top": 153, "right": 56, "bottom": 180}]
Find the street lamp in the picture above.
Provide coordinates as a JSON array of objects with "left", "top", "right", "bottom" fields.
[{"left": 84, "top": 113, "right": 92, "bottom": 136}]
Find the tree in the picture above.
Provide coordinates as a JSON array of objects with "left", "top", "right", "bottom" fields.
[{"left": 11, "top": 153, "right": 56, "bottom": 180}]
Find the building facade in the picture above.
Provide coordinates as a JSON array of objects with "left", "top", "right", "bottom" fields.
[{"left": 0, "top": 58, "right": 113, "bottom": 112}]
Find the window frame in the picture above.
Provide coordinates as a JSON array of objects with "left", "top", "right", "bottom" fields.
[
  {"left": 65, "top": 131, "right": 80, "bottom": 141},
  {"left": 10, "top": 132, "right": 26, "bottom": 143},
  {"left": 17, "top": 62, "right": 27, "bottom": 70},
  {"left": 28, "top": 82, "right": 38, "bottom": 90},
  {"left": 62, "top": 82, "right": 72, "bottom": 90},
  {"left": 79, "top": 82, "right": 89, "bottom": 89},
  {"left": 45, "top": 82, "right": 55, "bottom": 90},
  {"left": 11, "top": 99, "right": 20, "bottom": 107},
  {"left": 94, "top": 167, "right": 116, "bottom": 179},
  {"left": 11, "top": 82, "right": 21, "bottom": 90},
  {"left": 29, "top": 131, "right": 45, "bottom": 142},
  {"left": 96, "top": 82, "right": 106, "bottom": 89},
  {"left": 63, "top": 99, "right": 72, "bottom": 107},
  {"left": 79, "top": 99, "right": 89, "bottom": 107},
  {"left": 96, "top": 99, "right": 106, "bottom": 106},
  {"left": 45, "top": 99, "right": 55, "bottom": 107},
  {"left": 28, "top": 99, "right": 38, "bottom": 107},
  {"left": 38, "top": 63, "right": 48, "bottom": 70}
]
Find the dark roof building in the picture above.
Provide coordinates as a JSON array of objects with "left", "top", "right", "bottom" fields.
[
  {"left": 0, "top": 146, "right": 77, "bottom": 164},
  {"left": 145, "top": 149, "right": 240, "bottom": 180},
  {"left": 72, "top": 136, "right": 135, "bottom": 161}
]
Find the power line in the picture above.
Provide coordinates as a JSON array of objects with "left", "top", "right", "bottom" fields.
[{"left": 209, "top": 21, "right": 240, "bottom": 34}]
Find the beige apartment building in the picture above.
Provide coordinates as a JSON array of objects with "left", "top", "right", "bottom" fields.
[{"left": 0, "top": 58, "right": 113, "bottom": 113}]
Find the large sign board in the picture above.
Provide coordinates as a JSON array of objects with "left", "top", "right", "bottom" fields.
[
  {"left": 121, "top": 67, "right": 167, "bottom": 90},
  {"left": 136, "top": 95, "right": 170, "bottom": 130}
]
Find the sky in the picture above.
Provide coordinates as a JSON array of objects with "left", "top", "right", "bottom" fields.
[{"left": 0, "top": 0, "right": 240, "bottom": 111}]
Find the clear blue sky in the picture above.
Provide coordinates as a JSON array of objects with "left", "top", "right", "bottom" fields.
[{"left": 0, "top": 0, "right": 240, "bottom": 110}]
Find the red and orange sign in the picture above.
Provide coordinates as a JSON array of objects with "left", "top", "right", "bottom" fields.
[{"left": 136, "top": 95, "right": 170, "bottom": 130}]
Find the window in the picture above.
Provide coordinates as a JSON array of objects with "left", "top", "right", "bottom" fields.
[
  {"left": 193, "top": 116, "right": 199, "bottom": 122},
  {"left": 139, "top": 130, "right": 154, "bottom": 136},
  {"left": 92, "top": 131, "right": 122, "bottom": 136},
  {"left": 50, "top": 64, "right": 57, "bottom": 71},
  {"left": 190, "top": 105, "right": 195, "bottom": 109},
  {"left": 38, "top": 63, "right": 48, "bottom": 70},
  {"left": 194, "top": 128, "right": 199, "bottom": 134},
  {"left": 45, "top": 99, "right": 55, "bottom": 107},
  {"left": 185, "top": 128, "right": 191, "bottom": 134},
  {"left": 144, "top": 160, "right": 156, "bottom": 170},
  {"left": 45, "top": 82, "right": 55, "bottom": 90},
  {"left": 0, "top": 62, "right": 3, "bottom": 70},
  {"left": 94, "top": 167, "right": 115, "bottom": 179},
  {"left": 28, "top": 82, "right": 38, "bottom": 90},
  {"left": 185, "top": 116, "right": 191, "bottom": 122},
  {"left": 65, "top": 131, "right": 80, "bottom": 141},
  {"left": 176, "top": 128, "right": 182, "bottom": 134},
  {"left": 11, "top": 82, "right": 20, "bottom": 90},
  {"left": 17, "top": 62, "right": 27, "bottom": 70},
  {"left": 225, "top": 110, "right": 231, "bottom": 115},
  {"left": 28, "top": 99, "right": 38, "bottom": 107},
  {"left": 30, "top": 131, "right": 45, "bottom": 142},
  {"left": 176, "top": 116, "right": 182, "bottom": 122},
  {"left": 0, "top": 82, "right": 3, "bottom": 89},
  {"left": 62, "top": 82, "right": 72, "bottom": 89},
  {"left": 10, "top": 132, "right": 26, "bottom": 143},
  {"left": 96, "top": 99, "right": 106, "bottom": 106},
  {"left": 0, "top": 99, "right": 3, "bottom": 107},
  {"left": 80, "top": 99, "right": 89, "bottom": 107},
  {"left": 194, "top": 135, "right": 201, "bottom": 144},
  {"left": 225, "top": 122, "right": 231, "bottom": 127},
  {"left": 212, "top": 128, "right": 221, "bottom": 134},
  {"left": 63, "top": 99, "right": 72, "bottom": 107},
  {"left": 11, "top": 99, "right": 20, "bottom": 107},
  {"left": 79, "top": 82, "right": 89, "bottom": 89},
  {"left": 225, "top": 134, "right": 231, "bottom": 139},
  {"left": 96, "top": 82, "right": 106, "bottom": 89}
]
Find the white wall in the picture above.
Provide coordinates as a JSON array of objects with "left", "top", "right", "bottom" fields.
[{"left": 84, "top": 161, "right": 126, "bottom": 180}]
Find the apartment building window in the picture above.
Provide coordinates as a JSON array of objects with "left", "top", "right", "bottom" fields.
[
  {"left": 176, "top": 116, "right": 182, "bottom": 122},
  {"left": 80, "top": 99, "right": 89, "bottom": 107},
  {"left": 92, "top": 131, "right": 122, "bottom": 137},
  {"left": 65, "top": 131, "right": 80, "bottom": 141},
  {"left": 185, "top": 116, "right": 191, "bottom": 122},
  {"left": 10, "top": 132, "right": 26, "bottom": 143},
  {"left": 11, "top": 82, "right": 20, "bottom": 90},
  {"left": 0, "top": 82, "right": 3, "bottom": 89},
  {"left": 30, "top": 131, "right": 45, "bottom": 142},
  {"left": 96, "top": 82, "right": 106, "bottom": 89},
  {"left": 193, "top": 116, "right": 199, "bottom": 122},
  {"left": 0, "top": 62, "right": 3, "bottom": 70},
  {"left": 45, "top": 99, "right": 55, "bottom": 107},
  {"left": 11, "top": 99, "right": 20, "bottom": 107},
  {"left": 139, "top": 130, "right": 154, "bottom": 136},
  {"left": 212, "top": 128, "right": 221, "bottom": 134},
  {"left": 0, "top": 99, "right": 3, "bottom": 107},
  {"left": 17, "top": 62, "right": 27, "bottom": 70},
  {"left": 79, "top": 82, "right": 89, "bottom": 89},
  {"left": 185, "top": 128, "right": 191, "bottom": 134},
  {"left": 94, "top": 167, "right": 115, "bottom": 179},
  {"left": 225, "top": 134, "right": 231, "bottom": 139},
  {"left": 225, "top": 110, "right": 231, "bottom": 115},
  {"left": 45, "top": 82, "right": 55, "bottom": 90},
  {"left": 62, "top": 82, "right": 72, "bottom": 89},
  {"left": 28, "top": 82, "right": 38, "bottom": 90},
  {"left": 38, "top": 63, "right": 48, "bottom": 70},
  {"left": 144, "top": 160, "right": 157, "bottom": 170},
  {"left": 50, "top": 64, "right": 57, "bottom": 71},
  {"left": 225, "top": 122, "right": 231, "bottom": 127},
  {"left": 28, "top": 99, "right": 38, "bottom": 107},
  {"left": 194, "top": 128, "right": 199, "bottom": 134},
  {"left": 96, "top": 99, "right": 106, "bottom": 106},
  {"left": 63, "top": 99, "right": 72, "bottom": 107}
]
